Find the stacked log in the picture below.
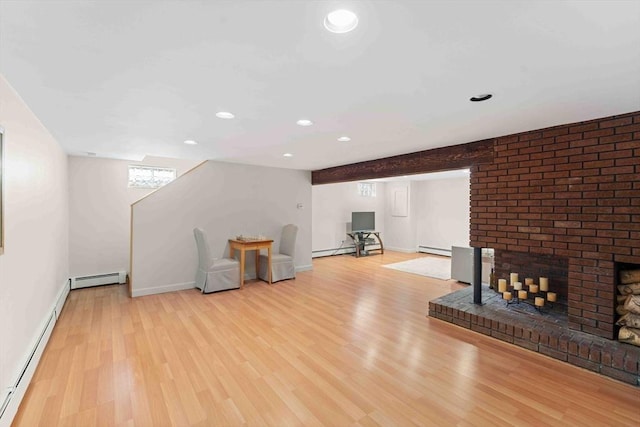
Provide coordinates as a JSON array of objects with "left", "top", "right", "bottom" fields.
[{"left": 616, "top": 269, "right": 640, "bottom": 347}]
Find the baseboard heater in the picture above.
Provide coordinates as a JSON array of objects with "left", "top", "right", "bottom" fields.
[
  {"left": 312, "top": 246, "right": 356, "bottom": 258},
  {"left": 70, "top": 271, "right": 126, "bottom": 289},
  {"left": 418, "top": 246, "right": 452, "bottom": 257},
  {"left": 0, "top": 281, "right": 69, "bottom": 426},
  {"left": 0, "top": 311, "right": 55, "bottom": 424}
]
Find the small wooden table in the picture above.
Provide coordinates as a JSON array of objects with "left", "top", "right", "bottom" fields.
[{"left": 228, "top": 239, "right": 273, "bottom": 288}]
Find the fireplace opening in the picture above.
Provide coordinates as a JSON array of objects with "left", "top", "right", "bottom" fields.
[{"left": 493, "top": 250, "right": 568, "bottom": 305}]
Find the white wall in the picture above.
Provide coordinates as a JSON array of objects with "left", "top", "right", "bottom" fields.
[
  {"left": 311, "top": 174, "right": 471, "bottom": 256},
  {"left": 68, "top": 155, "right": 200, "bottom": 278},
  {"left": 311, "top": 181, "right": 386, "bottom": 255},
  {"left": 0, "top": 75, "right": 69, "bottom": 425},
  {"left": 384, "top": 182, "right": 418, "bottom": 252},
  {"left": 415, "top": 176, "right": 470, "bottom": 252},
  {"left": 131, "top": 160, "right": 312, "bottom": 296}
]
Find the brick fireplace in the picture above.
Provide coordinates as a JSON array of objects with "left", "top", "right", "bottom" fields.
[
  {"left": 430, "top": 111, "right": 640, "bottom": 385},
  {"left": 470, "top": 111, "right": 639, "bottom": 340}
]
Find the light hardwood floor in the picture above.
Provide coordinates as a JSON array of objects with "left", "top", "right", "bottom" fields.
[{"left": 13, "top": 252, "right": 640, "bottom": 426}]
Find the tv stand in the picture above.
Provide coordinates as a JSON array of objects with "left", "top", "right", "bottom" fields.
[{"left": 346, "top": 231, "right": 384, "bottom": 258}]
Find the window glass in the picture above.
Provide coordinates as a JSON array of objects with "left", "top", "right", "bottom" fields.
[
  {"left": 128, "top": 165, "right": 176, "bottom": 189},
  {"left": 358, "top": 182, "right": 376, "bottom": 197}
]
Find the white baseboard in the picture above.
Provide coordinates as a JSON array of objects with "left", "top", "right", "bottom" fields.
[
  {"left": 0, "top": 315, "right": 55, "bottom": 427},
  {"left": 296, "top": 264, "right": 313, "bottom": 272},
  {"left": 312, "top": 247, "right": 356, "bottom": 258},
  {"left": 384, "top": 246, "right": 415, "bottom": 253},
  {"left": 418, "top": 246, "right": 452, "bottom": 257},
  {"left": 131, "top": 281, "right": 196, "bottom": 297},
  {"left": 0, "top": 279, "right": 70, "bottom": 427},
  {"left": 55, "top": 279, "right": 70, "bottom": 319}
]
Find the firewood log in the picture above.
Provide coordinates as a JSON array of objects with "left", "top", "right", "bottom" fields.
[
  {"left": 619, "top": 269, "right": 640, "bottom": 285},
  {"left": 617, "top": 282, "right": 640, "bottom": 295},
  {"left": 616, "top": 305, "right": 629, "bottom": 316},
  {"left": 616, "top": 312, "right": 640, "bottom": 328},
  {"left": 618, "top": 326, "right": 640, "bottom": 347},
  {"left": 623, "top": 295, "right": 640, "bottom": 315},
  {"left": 617, "top": 294, "right": 629, "bottom": 304}
]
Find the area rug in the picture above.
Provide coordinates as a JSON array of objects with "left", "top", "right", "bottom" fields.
[{"left": 382, "top": 256, "right": 451, "bottom": 280}]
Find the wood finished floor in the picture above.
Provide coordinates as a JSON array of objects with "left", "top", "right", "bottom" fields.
[{"left": 13, "top": 252, "right": 640, "bottom": 426}]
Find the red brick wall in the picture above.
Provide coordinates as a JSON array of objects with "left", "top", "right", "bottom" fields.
[{"left": 470, "top": 111, "right": 640, "bottom": 339}]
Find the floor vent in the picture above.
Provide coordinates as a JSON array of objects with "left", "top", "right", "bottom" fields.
[{"left": 70, "top": 271, "right": 126, "bottom": 289}]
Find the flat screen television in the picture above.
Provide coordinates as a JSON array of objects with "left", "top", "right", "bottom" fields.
[{"left": 352, "top": 211, "right": 375, "bottom": 232}]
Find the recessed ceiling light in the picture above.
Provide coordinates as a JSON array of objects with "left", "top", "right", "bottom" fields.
[
  {"left": 283, "top": 153, "right": 293, "bottom": 157},
  {"left": 337, "top": 136, "right": 351, "bottom": 142},
  {"left": 183, "top": 140, "right": 198, "bottom": 145},
  {"left": 470, "top": 94, "right": 492, "bottom": 102},
  {"left": 296, "top": 119, "right": 313, "bottom": 126},
  {"left": 324, "top": 9, "right": 358, "bottom": 33},
  {"left": 216, "top": 111, "right": 235, "bottom": 119}
]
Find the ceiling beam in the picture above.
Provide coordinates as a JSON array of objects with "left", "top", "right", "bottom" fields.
[{"left": 311, "top": 139, "right": 495, "bottom": 185}]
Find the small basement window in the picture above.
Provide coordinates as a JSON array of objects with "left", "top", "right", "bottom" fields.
[
  {"left": 128, "top": 165, "right": 176, "bottom": 189},
  {"left": 358, "top": 182, "right": 376, "bottom": 197}
]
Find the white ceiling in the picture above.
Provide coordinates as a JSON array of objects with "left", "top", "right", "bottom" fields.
[{"left": 1, "top": 1, "right": 639, "bottom": 172}]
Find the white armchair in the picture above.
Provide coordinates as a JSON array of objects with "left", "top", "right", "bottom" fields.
[
  {"left": 193, "top": 228, "right": 240, "bottom": 293},
  {"left": 259, "top": 224, "right": 298, "bottom": 283}
]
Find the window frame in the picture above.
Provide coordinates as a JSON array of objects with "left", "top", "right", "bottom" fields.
[
  {"left": 357, "top": 182, "right": 376, "bottom": 197},
  {"left": 127, "top": 165, "right": 177, "bottom": 189}
]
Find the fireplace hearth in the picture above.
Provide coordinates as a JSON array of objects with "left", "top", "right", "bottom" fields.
[{"left": 429, "top": 284, "right": 640, "bottom": 386}]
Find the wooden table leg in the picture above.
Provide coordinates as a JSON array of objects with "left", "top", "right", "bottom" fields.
[{"left": 239, "top": 249, "right": 245, "bottom": 289}]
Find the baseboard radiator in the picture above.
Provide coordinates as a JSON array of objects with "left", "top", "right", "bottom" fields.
[
  {"left": 70, "top": 271, "right": 126, "bottom": 289},
  {"left": 312, "top": 246, "right": 356, "bottom": 258},
  {"left": 418, "top": 246, "right": 452, "bottom": 257},
  {"left": 0, "top": 313, "right": 55, "bottom": 423},
  {"left": 0, "top": 281, "right": 69, "bottom": 427}
]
